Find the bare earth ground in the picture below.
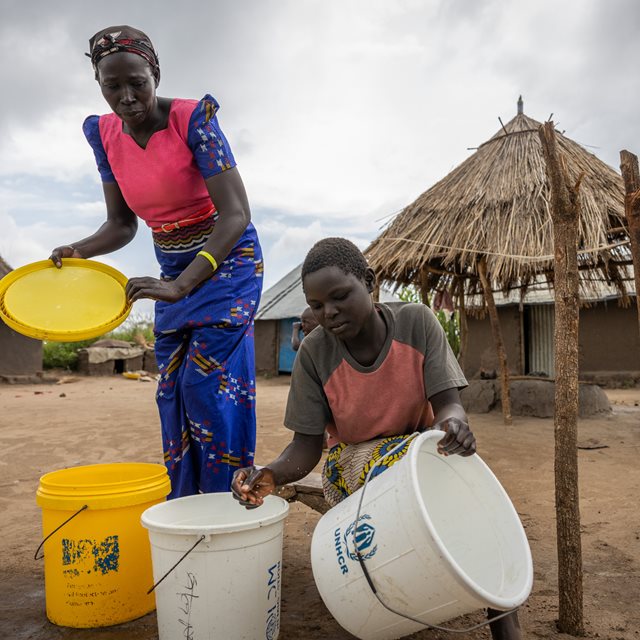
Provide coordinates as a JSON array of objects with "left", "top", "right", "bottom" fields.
[{"left": 0, "top": 376, "right": 639, "bottom": 640}]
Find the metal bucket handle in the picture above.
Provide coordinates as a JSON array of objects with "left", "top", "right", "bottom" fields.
[
  {"left": 353, "top": 432, "right": 520, "bottom": 634},
  {"left": 34, "top": 504, "right": 89, "bottom": 560},
  {"left": 146, "top": 535, "right": 206, "bottom": 594}
]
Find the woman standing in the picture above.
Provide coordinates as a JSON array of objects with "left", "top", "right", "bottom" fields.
[{"left": 51, "top": 26, "right": 263, "bottom": 498}]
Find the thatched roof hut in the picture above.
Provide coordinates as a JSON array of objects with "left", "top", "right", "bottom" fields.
[
  {"left": 0, "top": 255, "right": 11, "bottom": 279},
  {"left": 0, "top": 255, "right": 43, "bottom": 380},
  {"left": 366, "top": 98, "right": 633, "bottom": 303}
]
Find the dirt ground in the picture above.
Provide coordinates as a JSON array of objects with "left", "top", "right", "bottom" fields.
[{"left": 0, "top": 375, "right": 639, "bottom": 640}]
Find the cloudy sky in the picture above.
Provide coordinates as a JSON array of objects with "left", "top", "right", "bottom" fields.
[{"left": 1, "top": 0, "right": 638, "bottom": 316}]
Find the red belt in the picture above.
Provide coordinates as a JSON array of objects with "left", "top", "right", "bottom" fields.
[{"left": 151, "top": 206, "right": 215, "bottom": 233}]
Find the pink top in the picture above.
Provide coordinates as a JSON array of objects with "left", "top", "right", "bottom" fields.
[{"left": 84, "top": 95, "right": 236, "bottom": 228}]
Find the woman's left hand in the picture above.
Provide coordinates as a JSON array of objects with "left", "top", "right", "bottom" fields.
[
  {"left": 432, "top": 417, "right": 476, "bottom": 457},
  {"left": 126, "top": 277, "right": 186, "bottom": 303}
]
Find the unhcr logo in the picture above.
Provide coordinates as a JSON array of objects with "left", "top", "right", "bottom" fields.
[
  {"left": 345, "top": 514, "right": 378, "bottom": 562},
  {"left": 334, "top": 514, "right": 378, "bottom": 575}
]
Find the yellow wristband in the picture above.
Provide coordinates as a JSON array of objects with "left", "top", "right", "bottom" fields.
[{"left": 197, "top": 250, "right": 218, "bottom": 272}]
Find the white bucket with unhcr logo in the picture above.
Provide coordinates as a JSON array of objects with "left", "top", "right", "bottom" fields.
[
  {"left": 310, "top": 430, "right": 533, "bottom": 639},
  {"left": 141, "top": 494, "right": 289, "bottom": 640}
]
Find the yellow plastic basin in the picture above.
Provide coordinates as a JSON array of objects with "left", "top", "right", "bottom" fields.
[{"left": 0, "top": 258, "right": 130, "bottom": 341}]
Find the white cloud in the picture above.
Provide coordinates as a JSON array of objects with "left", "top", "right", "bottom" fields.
[
  {"left": 0, "top": 211, "right": 91, "bottom": 268},
  {"left": 72, "top": 200, "right": 108, "bottom": 219},
  {"left": 0, "top": 107, "right": 98, "bottom": 181},
  {"left": 1, "top": 0, "right": 638, "bottom": 301}
]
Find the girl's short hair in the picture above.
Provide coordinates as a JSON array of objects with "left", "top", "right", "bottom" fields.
[{"left": 301, "top": 237, "right": 369, "bottom": 281}]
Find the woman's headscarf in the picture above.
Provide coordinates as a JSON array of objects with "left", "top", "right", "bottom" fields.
[{"left": 87, "top": 25, "right": 160, "bottom": 82}]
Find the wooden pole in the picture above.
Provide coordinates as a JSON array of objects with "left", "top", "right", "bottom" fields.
[
  {"left": 477, "top": 257, "right": 512, "bottom": 425},
  {"left": 419, "top": 266, "right": 431, "bottom": 306},
  {"left": 518, "top": 301, "right": 526, "bottom": 375},
  {"left": 619, "top": 150, "right": 640, "bottom": 341},
  {"left": 539, "top": 121, "right": 584, "bottom": 635},
  {"left": 457, "top": 278, "right": 468, "bottom": 371}
]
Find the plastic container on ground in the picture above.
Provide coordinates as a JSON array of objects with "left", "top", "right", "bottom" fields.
[
  {"left": 141, "top": 493, "right": 289, "bottom": 640},
  {"left": 311, "top": 430, "right": 533, "bottom": 640},
  {"left": 36, "top": 462, "right": 171, "bottom": 628}
]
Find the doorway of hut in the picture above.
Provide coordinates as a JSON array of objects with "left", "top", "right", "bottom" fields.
[
  {"left": 524, "top": 304, "right": 555, "bottom": 377},
  {"left": 278, "top": 318, "right": 297, "bottom": 374}
]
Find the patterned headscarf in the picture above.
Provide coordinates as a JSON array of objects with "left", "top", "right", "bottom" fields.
[{"left": 87, "top": 25, "right": 160, "bottom": 82}]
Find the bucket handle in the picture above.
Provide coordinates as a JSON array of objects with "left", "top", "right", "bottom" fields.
[
  {"left": 146, "top": 535, "right": 206, "bottom": 594},
  {"left": 353, "top": 432, "right": 521, "bottom": 635},
  {"left": 34, "top": 504, "right": 88, "bottom": 560}
]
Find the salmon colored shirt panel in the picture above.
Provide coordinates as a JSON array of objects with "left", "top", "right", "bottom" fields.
[
  {"left": 322, "top": 341, "right": 434, "bottom": 445},
  {"left": 284, "top": 302, "right": 467, "bottom": 445}
]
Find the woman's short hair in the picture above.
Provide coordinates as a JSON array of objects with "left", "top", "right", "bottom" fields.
[{"left": 301, "top": 237, "right": 369, "bottom": 281}]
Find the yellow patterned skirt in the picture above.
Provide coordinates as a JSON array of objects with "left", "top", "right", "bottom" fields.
[{"left": 321, "top": 434, "right": 416, "bottom": 507}]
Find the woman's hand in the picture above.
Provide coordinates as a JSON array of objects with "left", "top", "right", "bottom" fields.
[
  {"left": 125, "top": 277, "right": 187, "bottom": 303},
  {"left": 49, "top": 246, "right": 85, "bottom": 268},
  {"left": 432, "top": 416, "right": 476, "bottom": 457},
  {"left": 231, "top": 433, "right": 323, "bottom": 510},
  {"left": 168, "top": 168, "right": 252, "bottom": 297},
  {"left": 231, "top": 466, "right": 276, "bottom": 509},
  {"left": 429, "top": 388, "right": 476, "bottom": 457}
]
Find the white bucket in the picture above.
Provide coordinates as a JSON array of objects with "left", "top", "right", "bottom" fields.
[
  {"left": 311, "top": 430, "right": 533, "bottom": 639},
  {"left": 141, "top": 493, "right": 289, "bottom": 640}
]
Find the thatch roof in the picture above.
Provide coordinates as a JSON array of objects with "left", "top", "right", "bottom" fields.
[
  {"left": 0, "top": 256, "right": 12, "bottom": 278},
  {"left": 366, "top": 101, "right": 633, "bottom": 303}
]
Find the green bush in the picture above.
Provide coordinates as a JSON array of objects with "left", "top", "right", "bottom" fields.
[
  {"left": 42, "top": 313, "right": 155, "bottom": 370},
  {"left": 397, "top": 285, "right": 460, "bottom": 356},
  {"left": 42, "top": 339, "right": 95, "bottom": 370}
]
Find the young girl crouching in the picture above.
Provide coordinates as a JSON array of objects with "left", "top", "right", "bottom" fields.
[{"left": 231, "top": 237, "right": 522, "bottom": 640}]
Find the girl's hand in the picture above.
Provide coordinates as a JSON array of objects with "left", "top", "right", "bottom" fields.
[
  {"left": 49, "top": 246, "right": 85, "bottom": 268},
  {"left": 125, "top": 277, "right": 186, "bottom": 303},
  {"left": 231, "top": 467, "right": 276, "bottom": 509},
  {"left": 433, "top": 417, "right": 476, "bottom": 457}
]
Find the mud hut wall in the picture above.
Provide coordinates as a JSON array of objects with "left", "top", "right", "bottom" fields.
[
  {"left": 464, "top": 307, "right": 523, "bottom": 378},
  {"left": 255, "top": 319, "right": 278, "bottom": 375},
  {"left": 0, "top": 323, "right": 42, "bottom": 376},
  {"left": 465, "top": 301, "right": 639, "bottom": 379},
  {"left": 578, "top": 302, "right": 639, "bottom": 374}
]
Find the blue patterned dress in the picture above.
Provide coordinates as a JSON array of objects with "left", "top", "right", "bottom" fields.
[{"left": 84, "top": 95, "right": 262, "bottom": 497}]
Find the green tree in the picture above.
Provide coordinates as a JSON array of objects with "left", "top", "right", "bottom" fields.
[{"left": 397, "top": 285, "right": 460, "bottom": 355}]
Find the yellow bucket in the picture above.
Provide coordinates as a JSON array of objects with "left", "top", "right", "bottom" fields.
[{"left": 36, "top": 463, "right": 171, "bottom": 628}]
